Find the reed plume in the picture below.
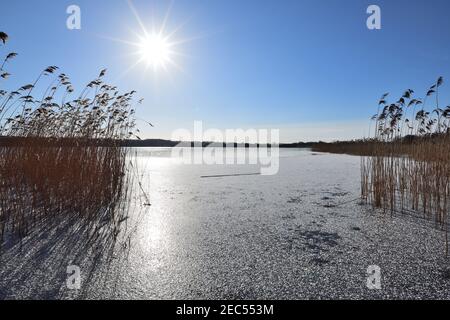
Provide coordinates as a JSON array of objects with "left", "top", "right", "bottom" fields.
[
  {"left": 313, "top": 78, "right": 450, "bottom": 254},
  {"left": 0, "top": 31, "right": 142, "bottom": 247}
]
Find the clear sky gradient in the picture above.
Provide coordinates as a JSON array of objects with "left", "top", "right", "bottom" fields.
[{"left": 2, "top": 0, "right": 450, "bottom": 142}]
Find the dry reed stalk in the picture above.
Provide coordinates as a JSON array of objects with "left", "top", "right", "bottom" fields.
[
  {"left": 313, "top": 79, "right": 450, "bottom": 253},
  {"left": 0, "top": 32, "right": 143, "bottom": 247}
]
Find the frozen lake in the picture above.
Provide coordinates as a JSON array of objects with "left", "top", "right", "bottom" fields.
[{"left": 1, "top": 148, "right": 450, "bottom": 299}]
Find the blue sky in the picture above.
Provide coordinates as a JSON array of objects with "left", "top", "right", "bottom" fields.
[{"left": 2, "top": 0, "right": 450, "bottom": 142}]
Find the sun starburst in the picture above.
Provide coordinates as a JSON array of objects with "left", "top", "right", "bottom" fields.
[
  {"left": 136, "top": 33, "right": 174, "bottom": 70},
  {"left": 101, "top": 0, "right": 186, "bottom": 76}
]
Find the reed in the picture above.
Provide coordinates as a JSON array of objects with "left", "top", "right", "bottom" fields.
[
  {"left": 313, "top": 78, "right": 450, "bottom": 253},
  {"left": 0, "top": 32, "right": 142, "bottom": 246}
]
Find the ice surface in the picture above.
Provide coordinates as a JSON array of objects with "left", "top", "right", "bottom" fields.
[{"left": 1, "top": 148, "right": 449, "bottom": 299}]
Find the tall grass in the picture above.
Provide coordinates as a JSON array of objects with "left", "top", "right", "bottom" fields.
[
  {"left": 313, "top": 78, "right": 450, "bottom": 253},
  {"left": 0, "top": 32, "right": 142, "bottom": 246}
]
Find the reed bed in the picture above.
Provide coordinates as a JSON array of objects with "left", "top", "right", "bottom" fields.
[
  {"left": 314, "top": 78, "right": 450, "bottom": 253},
  {"left": 0, "top": 32, "right": 142, "bottom": 247}
]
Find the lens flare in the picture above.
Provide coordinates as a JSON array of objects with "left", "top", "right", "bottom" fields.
[{"left": 138, "top": 34, "right": 172, "bottom": 70}]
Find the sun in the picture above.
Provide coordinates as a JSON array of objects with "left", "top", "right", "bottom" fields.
[
  {"left": 102, "top": 0, "right": 195, "bottom": 75},
  {"left": 138, "top": 34, "right": 173, "bottom": 70}
]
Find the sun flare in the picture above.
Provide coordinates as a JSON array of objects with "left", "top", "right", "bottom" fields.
[
  {"left": 138, "top": 34, "right": 172, "bottom": 69},
  {"left": 102, "top": 0, "right": 195, "bottom": 76}
]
